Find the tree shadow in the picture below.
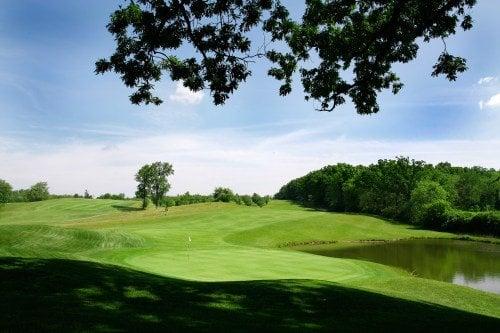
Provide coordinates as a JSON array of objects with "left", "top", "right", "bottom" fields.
[
  {"left": 285, "top": 201, "right": 427, "bottom": 229},
  {"left": 111, "top": 205, "right": 143, "bottom": 212},
  {"left": 0, "top": 257, "right": 498, "bottom": 332}
]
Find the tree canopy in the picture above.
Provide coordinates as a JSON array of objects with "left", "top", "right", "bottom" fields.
[
  {"left": 135, "top": 162, "right": 174, "bottom": 209},
  {"left": 26, "top": 182, "right": 50, "bottom": 202},
  {"left": 275, "top": 158, "right": 500, "bottom": 235},
  {"left": 0, "top": 179, "right": 12, "bottom": 204},
  {"left": 96, "top": 0, "right": 476, "bottom": 114}
]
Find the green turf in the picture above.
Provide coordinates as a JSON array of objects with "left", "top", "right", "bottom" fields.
[{"left": 0, "top": 199, "right": 498, "bottom": 331}]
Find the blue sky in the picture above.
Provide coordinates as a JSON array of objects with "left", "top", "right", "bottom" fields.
[{"left": 0, "top": 1, "right": 499, "bottom": 196}]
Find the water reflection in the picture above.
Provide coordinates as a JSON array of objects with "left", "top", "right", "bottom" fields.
[{"left": 298, "top": 239, "right": 500, "bottom": 294}]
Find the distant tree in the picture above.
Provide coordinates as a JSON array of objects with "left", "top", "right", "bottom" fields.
[
  {"left": 213, "top": 187, "right": 235, "bottom": 203},
  {"left": 26, "top": 182, "right": 50, "bottom": 202},
  {"left": 0, "top": 179, "right": 12, "bottom": 204},
  {"left": 150, "top": 162, "right": 174, "bottom": 208},
  {"left": 84, "top": 190, "right": 93, "bottom": 199},
  {"left": 135, "top": 162, "right": 174, "bottom": 209},
  {"left": 135, "top": 164, "right": 153, "bottom": 209},
  {"left": 97, "top": 1, "right": 476, "bottom": 114}
]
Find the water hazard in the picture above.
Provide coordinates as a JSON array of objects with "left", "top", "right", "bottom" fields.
[{"left": 298, "top": 239, "right": 500, "bottom": 294}]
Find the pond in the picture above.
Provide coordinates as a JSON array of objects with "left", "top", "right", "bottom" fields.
[{"left": 297, "top": 239, "right": 500, "bottom": 294}]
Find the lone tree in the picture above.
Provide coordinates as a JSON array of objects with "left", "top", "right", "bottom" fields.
[
  {"left": 150, "top": 162, "right": 175, "bottom": 207},
  {"left": 135, "top": 162, "right": 174, "bottom": 209},
  {"left": 96, "top": 0, "right": 476, "bottom": 114}
]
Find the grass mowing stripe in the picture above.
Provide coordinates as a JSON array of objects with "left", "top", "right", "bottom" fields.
[{"left": 0, "top": 198, "right": 498, "bottom": 324}]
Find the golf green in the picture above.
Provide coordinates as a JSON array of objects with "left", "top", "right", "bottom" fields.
[{"left": 0, "top": 199, "right": 498, "bottom": 331}]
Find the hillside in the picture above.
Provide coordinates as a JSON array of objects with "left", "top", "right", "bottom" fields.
[{"left": 0, "top": 199, "right": 499, "bottom": 331}]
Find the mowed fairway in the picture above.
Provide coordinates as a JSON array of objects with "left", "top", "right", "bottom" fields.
[{"left": 0, "top": 199, "right": 499, "bottom": 331}]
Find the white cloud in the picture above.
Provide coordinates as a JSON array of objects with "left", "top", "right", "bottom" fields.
[
  {"left": 169, "top": 82, "right": 204, "bottom": 105},
  {"left": 479, "top": 93, "right": 500, "bottom": 110},
  {"left": 478, "top": 76, "right": 498, "bottom": 85},
  {"left": 1, "top": 130, "right": 499, "bottom": 197}
]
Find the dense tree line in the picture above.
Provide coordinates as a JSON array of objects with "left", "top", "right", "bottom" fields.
[
  {"left": 0, "top": 180, "right": 50, "bottom": 203},
  {"left": 275, "top": 158, "right": 500, "bottom": 236}
]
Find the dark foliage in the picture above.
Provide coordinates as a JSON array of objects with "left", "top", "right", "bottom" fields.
[{"left": 97, "top": 0, "right": 476, "bottom": 114}]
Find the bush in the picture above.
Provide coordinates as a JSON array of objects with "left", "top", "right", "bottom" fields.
[
  {"left": 251, "top": 193, "right": 266, "bottom": 207},
  {"left": 213, "top": 187, "right": 235, "bottom": 203},
  {"left": 162, "top": 197, "right": 175, "bottom": 210},
  {"left": 241, "top": 195, "right": 253, "bottom": 206},
  {"left": 420, "top": 199, "right": 453, "bottom": 229},
  {"left": 420, "top": 201, "right": 500, "bottom": 236},
  {"left": 233, "top": 194, "right": 242, "bottom": 205}
]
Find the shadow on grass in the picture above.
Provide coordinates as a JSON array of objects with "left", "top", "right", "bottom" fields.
[
  {"left": 285, "top": 200, "right": 424, "bottom": 228},
  {"left": 111, "top": 204, "right": 143, "bottom": 212},
  {"left": 1, "top": 257, "right": 498, "bottom": 332}
]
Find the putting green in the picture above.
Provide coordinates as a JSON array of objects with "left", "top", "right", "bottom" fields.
[{"left": 0, "top": 198, "right": 499, "bottom": 327}]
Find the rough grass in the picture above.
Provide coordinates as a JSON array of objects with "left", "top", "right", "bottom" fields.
[{"left": 0, "top": 198, "right": 498, "bottom": 331}]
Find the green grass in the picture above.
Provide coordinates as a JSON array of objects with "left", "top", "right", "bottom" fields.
[{"left": 0, "top": 198, "right": 499, "bottom": 331}]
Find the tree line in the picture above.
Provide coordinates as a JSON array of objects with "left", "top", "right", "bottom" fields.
[
  {"left": 134, "top": 162, "right": 270, "bottom": 209},
  {"left": 0, "top": 179, "right": 130, "bottom": 204},
  {"left": 275, "top": 157, "right": 500, "bottom": 236},
  {"left": 0, "top": 181, "right": 50, "bottom": 203},
  {"left": 162, "top": 189, "right": 270, "bottom": 209}
]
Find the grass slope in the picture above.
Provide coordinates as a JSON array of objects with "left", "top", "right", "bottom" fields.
[{"left": 0, "top": 199, "right": 498, "bottom": 331}]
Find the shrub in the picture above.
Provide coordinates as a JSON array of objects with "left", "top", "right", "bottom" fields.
[
  {"left": 420, "top": 202, "right": 500, "bottom": 236},
  {"left": 233, "top": 194, "right": 242, "bottom": 205},
  {"left": 251, "top": 193, "right": 266, "bottom": 207},
  {"left": 241, "top": 195, "right": 253, "bottom": 206},
  {"left": 213, "top": 187, "right": 235, "bottom": 203},
  {"left": 420, "top": 199, "right": 453, "bottom": 229}
]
